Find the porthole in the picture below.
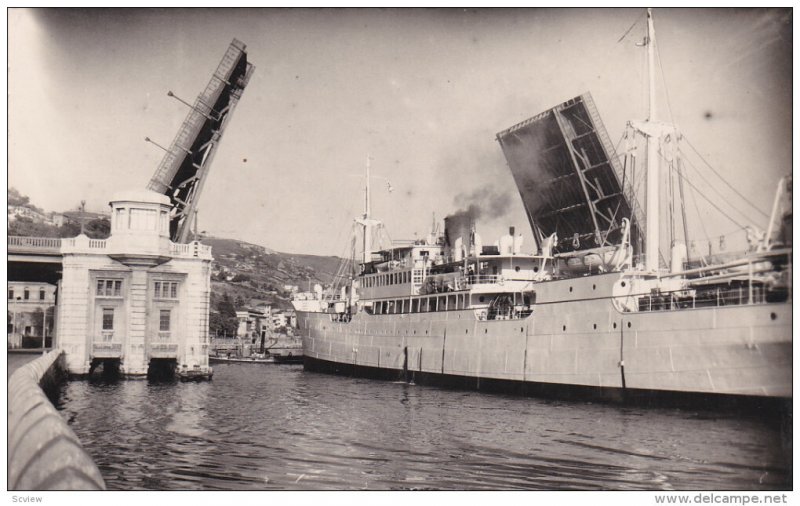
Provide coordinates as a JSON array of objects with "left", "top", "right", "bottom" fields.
[
  {"left": 593, "top": 323, "right": 597, "bottom": 330},
  {"left": 621, "top": 281, "right": 627, "bottom": 288},
  {"left": 562, "top": 325, "right": 566, "bottom": 331},
  {"left": 466, "top": 329, "right": 469, "bottom": 334},
  {"left": 592, "top": 284, "right": 596, "bottom": 290},
  {"left": 569, "top": 287, "right": 573, "bottom": 293},
  {"left": 627, "top": 322, "right": 632, "bottom": 328},
  {"left": 485, "top": 329, "right": 488, "bottom": 334},
  {"left": 520, "top": 327, "right": 524, "bottom": 333},
  {"left": 533, "top": 266, "right": 539, "bottom": 273},
  {"left": 426, "top": 330, "right": 429, "bottom": 335},
  {"left": 770, "top": 312, "right": 777, "bottom": 321},
  {"left": 413, "top": 330, "right": 416, "bottom": 334},
  {"left": 613, "top": 322, "right": 617, "bottom": 329}
]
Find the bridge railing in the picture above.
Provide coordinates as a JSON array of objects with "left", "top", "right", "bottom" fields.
[
  {"left": 170, "top": 241, "right": 212, "bottom": 258},
  {"left": 8, "top": 236, "right": 62, "bottom": 250}
]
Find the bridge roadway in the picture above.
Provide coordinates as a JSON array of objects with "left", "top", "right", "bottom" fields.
[{"left": 8, "top": 236, "right": 66, "bottom": 284}]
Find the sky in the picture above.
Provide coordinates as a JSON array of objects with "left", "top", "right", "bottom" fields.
[{"left": 8, "top": 8, "right": 792, "bottom": 257}]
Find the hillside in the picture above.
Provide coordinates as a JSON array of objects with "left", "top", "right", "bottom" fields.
[{"left": 201, "top": 236, "right": 343, "bottom": 310}]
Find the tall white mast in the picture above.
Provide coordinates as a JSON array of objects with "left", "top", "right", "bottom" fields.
[
  {"left": 645, "top": 7, "right": 660, "bottom": 272},
  {"left": 363, "top": 156, "right": 372, "bottom": 263},
  {"left": 355, "top": 155, "right": 379, "bottom": 264}
]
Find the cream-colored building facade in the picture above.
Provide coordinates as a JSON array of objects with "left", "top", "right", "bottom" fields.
[{"left": 56, "top": 190, "right": 214, "bottom": 379}]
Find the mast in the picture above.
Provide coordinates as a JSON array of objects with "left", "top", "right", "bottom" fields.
[
  {"left": 355, "top": 155, "right": 379, "bottom": 264},
  {"left": 645, "top": 8, "right": 660, "bottom": 272},
  {"left": 363, "top": 156, "right": 372, "bottom": 264}
]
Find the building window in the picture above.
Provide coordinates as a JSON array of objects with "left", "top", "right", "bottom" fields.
[
  {"left": 159, "top": 310, "right": 171, "bottom": 332},
  {"left": 129, "top": 208, "right": 157, "bottom": 230},
  {"left": 97, "top": 279, "right": 122, "bottom": 297},
  {"left": 8, "top": 289, "right": 13, "bottom": 300},
  {"left": 23, "top": 289, "right": 29, "bottom": 300},
  {"left": 102, "top": 308, "right": 114, "bottom": 330},
  {"left": 154, "top": 281, "right": 179, "bottom": 299},
  {"left": 39, "top": 289, "right": 45, "bottom": 300}
]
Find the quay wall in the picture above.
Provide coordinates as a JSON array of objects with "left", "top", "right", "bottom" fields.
[{"left": 7, "top": 350, "right": 106, "bottom": 490}]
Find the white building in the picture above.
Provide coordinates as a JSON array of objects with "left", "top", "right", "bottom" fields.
[
  {"left": 56, "top": 189, "right": 214, "bottom": 379},
  {"left": 7, "top": 281, "right": 57, "bottom": 348}
]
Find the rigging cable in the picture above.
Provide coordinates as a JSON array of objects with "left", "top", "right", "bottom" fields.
[
  {"left": 617, "top": 11, "right": 647, "bottom": 43},
  {"left": 677, "top": 148, "right": 763, "bottom": 229},
  {"left": 682, "top": 136, "right": 770, "bottom": 219},
  {"left": 667, "top": 153, "right": 752, "bottom": 232}
]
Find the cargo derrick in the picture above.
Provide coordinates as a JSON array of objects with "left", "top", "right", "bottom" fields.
[{"left": 147, "top": 39, "right": 255, "bottom": 243}]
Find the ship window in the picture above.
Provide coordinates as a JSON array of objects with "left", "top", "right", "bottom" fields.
[
  {"left": 431, "top": 298, "right": 438, "bottom": 312},
  {"left": 448, "top": 295, "right": 456, "bottom": 310},
  {"left": 479, "top": 296, "right": 485, "bottom": 303},
  {"left": 439, "top": 296, "right": 446, "bottom": 311},
  {"left": 412, "top": 299, "right": 419, "bottom": 313}
]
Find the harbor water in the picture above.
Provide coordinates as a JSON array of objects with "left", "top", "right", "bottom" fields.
[{"left": 57, "top": 363, "right": 791, "bottom": 490}]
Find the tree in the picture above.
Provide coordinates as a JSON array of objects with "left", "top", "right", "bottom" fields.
[
  {"left": 85, "top": 218, "right": 111, "bottom": 239},
  {"left": 8, "top": 187, "right": 30, "bottom": 207},
  {"left": 214, "top": 294, "right": 238, "bottom": 337}
]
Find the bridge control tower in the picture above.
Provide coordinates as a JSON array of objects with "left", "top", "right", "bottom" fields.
[{"left": 52, "top": 40, "right": 254, "bottom": 379}]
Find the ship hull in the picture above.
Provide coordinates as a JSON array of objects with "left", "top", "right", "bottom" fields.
[{"left": 298, "top": 274, "right": 792, "bottom": 405}]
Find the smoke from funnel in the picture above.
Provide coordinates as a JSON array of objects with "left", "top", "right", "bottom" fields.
[{"left": 451, "top": 186, "right": 512, "bottom": 221}]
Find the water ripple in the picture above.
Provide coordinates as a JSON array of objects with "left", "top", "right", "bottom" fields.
[{"left": 56, "top": 363, "right": 790, "bottom": 490}]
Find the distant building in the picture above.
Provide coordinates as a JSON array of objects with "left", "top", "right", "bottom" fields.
[
  {"left": 235, "top": 308, "right": 267, "bottom": 342},
  {"left": 7, "top": 282, "right": 56, "bottom": 348},
  {"left": 56, "top": 189, "right": 214, "bottom": 379},
  {"left": 8, "top": 205, "right": 50, "bottom": 224}
]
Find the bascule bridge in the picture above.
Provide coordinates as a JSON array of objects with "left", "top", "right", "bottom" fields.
[{"left": 17, "top": 39, "right": 255, "bottom": 379}]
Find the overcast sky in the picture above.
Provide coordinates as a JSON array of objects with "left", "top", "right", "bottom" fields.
[{"left": 8, "top": 8, "right": 791, "bottom": 256}]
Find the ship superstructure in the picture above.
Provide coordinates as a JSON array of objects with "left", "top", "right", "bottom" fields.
[{"left": 292, "top": 10, "right": 791, "bottom": 403}]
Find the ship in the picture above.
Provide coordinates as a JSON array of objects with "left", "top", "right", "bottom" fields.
[{"left": 292, "top": 10, "right": 792, "bottom": 407}]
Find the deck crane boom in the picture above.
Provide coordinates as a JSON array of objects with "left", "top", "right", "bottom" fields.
[{"left": 147, "top": 39, "right": 254, "bottom": 243}]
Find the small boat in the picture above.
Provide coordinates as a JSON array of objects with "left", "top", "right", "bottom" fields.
[{"left": 209, "top": 349, "right": 303, "bottom": 365}]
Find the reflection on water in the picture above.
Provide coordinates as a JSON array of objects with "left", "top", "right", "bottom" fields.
[{"left": 57, "top": 364, "right": 791, "bottom": 490}]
